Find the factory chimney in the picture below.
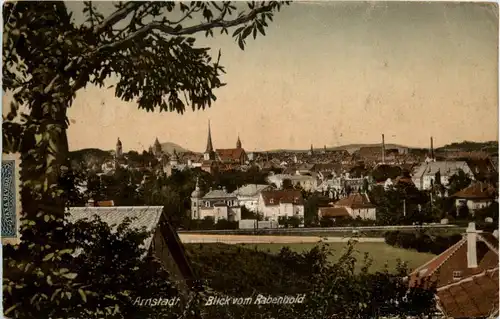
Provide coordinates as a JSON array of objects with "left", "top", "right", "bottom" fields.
[
  {"left": 430, "top": 136, "right": 434, "bottom": 160},
  {"left": 382, "top": 134, "right": 386, "bottom": 164}
]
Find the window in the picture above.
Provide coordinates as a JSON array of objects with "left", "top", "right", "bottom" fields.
[
  {"left": 453, "top": 271, "right": 462, "bottom": 280},
  {"left": 270, "top": 199, "right": 274, "bottom": 204},
  {"left": 205, "top": 201, "right": 210, "bottom": 207}
]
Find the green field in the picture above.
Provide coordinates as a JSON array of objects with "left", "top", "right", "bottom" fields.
[
  {"left": 180, "top": 227, "right": 466, "bottom": 238},
  {"left": 239, "top": 242, "right": 436, "bottom": 273}
]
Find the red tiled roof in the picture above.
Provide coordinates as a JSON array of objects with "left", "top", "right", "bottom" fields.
[
  {"left": 452, "top": 182, "right": 497, "bottom": 199},
  {"left": 318, "top": 207, "right": 350, "bottom": 218},
  {"left": 410, "top": 233, "right": 499, "bottom": 289},
  {"left": 436, "top": 268, "right": 499, "bottom": 319},
  {"left": 201, "top": 160, "right": 217, "bottom": 167},
  {"left": 409, "top": 231, "right": 499, "bottom": 318},
  {"left": 334, "top": 193, "right": 375, "bottom": 209},
  {"left": 261, "top": 190, "right": 304, "bottom": 206},
  {"left": 395, "top": 176, "right": 414, "bottom": 185},
  {"left": 216, "top": 148, "right": 246, "bottom": 162},
  {"left": 409, "top": 238, "right": 466, "bottom": 287},
  {"left": 96, "top": 200, "right": 115, "bottom": 207}
]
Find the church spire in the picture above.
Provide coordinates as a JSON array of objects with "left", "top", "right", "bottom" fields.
[
  {"left": 236, "top": 134, "right": 242, "bottom": 149},
  {"left": 205, "top": 120, "right": 214, "bottom": 153}
]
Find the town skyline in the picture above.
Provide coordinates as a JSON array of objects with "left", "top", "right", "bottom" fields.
[
  {"left": 90, "top": 128, "right": 496, "bottom": 154},
  {"left": 3, "top": 1, "right": 499, "bottom": 152}
]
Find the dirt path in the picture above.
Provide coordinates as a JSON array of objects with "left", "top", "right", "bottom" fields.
[{"left": 179, "top": 234, "right": 385, "bottom": 244}]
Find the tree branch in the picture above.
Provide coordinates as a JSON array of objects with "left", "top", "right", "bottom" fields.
[
  {"left": 93, "top": 2, "right": 145, "bottom": 34},
  {"left": 97, "top": 4, "right": 277, "bottom": 52}
]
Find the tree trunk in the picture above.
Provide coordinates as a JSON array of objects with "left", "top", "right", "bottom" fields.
[{"left": 19, "top": 94, "right": 70, "bottom": 248}]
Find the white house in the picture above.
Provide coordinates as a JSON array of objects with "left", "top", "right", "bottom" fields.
[
  {"left": 266, "top": 173, "right": 319, "bottom": 192},
  {"left": 333, "top": 193, "right": 376, "bottom": 220},
  {"left": 412, "top": 161, "right": 474, "bottom": 190},
  {"left": 452, "top": 182, "right": 497, "bottom": 214},
  {"left": 232, "top": 184, "right": 274, "bottom": 212},
  {"left": 256, "top": 190, "right": 305, "bottom": 222},
  {"left": 190, "top": 181, "right": 241, "bottom": 222},
  {"left": 266, "top": 173, "right": 292, "bottom": 189}
]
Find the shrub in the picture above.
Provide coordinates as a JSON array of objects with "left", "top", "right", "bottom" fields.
[{"left": 384, "top": 230, "right": 463, "bottom": 254}]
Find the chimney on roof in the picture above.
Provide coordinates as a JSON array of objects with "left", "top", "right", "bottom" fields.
[
  {"left": 382, "top": 134, "right": 386, "bottom": 164},
  {"left": 466, "top": 222, "right": 479, "bottom": 268}
]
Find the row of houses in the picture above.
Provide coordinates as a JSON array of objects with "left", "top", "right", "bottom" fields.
[{"left": 64, "top": 204, "right": 499, "bottom": 319}]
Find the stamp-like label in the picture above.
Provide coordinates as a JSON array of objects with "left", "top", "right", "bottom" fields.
[{"left": 1, "top": 153, "right": 21, "bottom": 239}]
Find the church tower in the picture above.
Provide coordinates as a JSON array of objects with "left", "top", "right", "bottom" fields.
[
  {"left": 191, "top": 178, "right": 204, "bottom": 219},
  {"left": 115, "top": 138, "right": 123, "bottom": 158},
  {"left": 204, "top": 120, "right": 216, "bottom": 161},
  {"left": 170, "top": 149, "right": 179, "bottom": 166},
  {"left": 236, "top": 135, "right": 242, "bottom": 149},
  {"left": 153, "top": 137, "right": 162, "bottom": 157}
]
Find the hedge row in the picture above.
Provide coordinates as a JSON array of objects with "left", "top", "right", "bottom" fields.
[{"left": 384, "top": 230, "right": 462, "bottom": 255}]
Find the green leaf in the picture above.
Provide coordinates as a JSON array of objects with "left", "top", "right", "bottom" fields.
[
  {"left": 4, "top": 303, "right": 19, "bottom": 315},
  {"left": 59, "top": 249, "right": 73, "bottom": 255},
  {"left": 43, "top": 253, "right": 54, "bottom": 261},
  {"left": 242, "top": 26, "right": 252, "bottom": 39},
  {"left": 62, "top": 273, "right": 78, "bottom": 280},
  {"left": 78, "top": 288, "right": 87, "bottom": 302},
  {"left": 34, "top": 134, "right": 42, "bottom": 144},
  {"left": 47, "top": 276, "right": 53, "bottom": 286},
  {"left": 238, "top": 37, "right": 245, "bottom": 51},
  {"left": 51, "top": 288, "right": 62, "bottom": 301},
  {"left": 232, "top": 26, "right": 244, "bottom": 37},
  {"left": 59, "top": 268, "right": 69, "bottom": 274},
  {"left": 257, "top": 23, "right": 266, "bottom": 36}
]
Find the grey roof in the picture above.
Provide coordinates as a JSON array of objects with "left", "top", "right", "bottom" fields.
[
  {"left": 202, "top": 189, "right": 236, "bottom": 199},
  {"left": 289, "top": 175, "right": 316, "bottom": 181},
  {"left": 67, "top": 206, "right": 164, "bottom": 255},
  {"left": 412, "top": 161, "right": 472, "bottom": 178},
  {"left": 232, "top": 184, "right": 271, "bottom": 197}
]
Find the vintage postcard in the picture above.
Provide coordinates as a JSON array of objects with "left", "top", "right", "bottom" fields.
[{"left": 2, "top": 1, "right": 499, "bottom": 319}]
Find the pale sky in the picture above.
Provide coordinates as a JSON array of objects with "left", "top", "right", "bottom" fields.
[{"left": 5, "top": 1, "right": 500, "bottom": 153}]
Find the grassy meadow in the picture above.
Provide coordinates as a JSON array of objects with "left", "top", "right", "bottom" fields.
[{"left": 238, "top": 242, "right": 436, "bottom": 273}]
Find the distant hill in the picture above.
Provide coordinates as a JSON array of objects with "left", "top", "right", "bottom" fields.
[
  {"left": 436, "top": 140, "right": 498, "bottom": 153},
  {"left": 263, "top": 143, "right": 409, "bottom": 154},
  {"left": 69, "top": 148, "right": 112, "bottom": 162},
  {"left": 160, "top": 142, "right": 191, "bottom": 154}
]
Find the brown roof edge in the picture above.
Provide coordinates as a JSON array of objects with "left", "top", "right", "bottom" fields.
[
  {"left": 436, "top": 268, "right": 499, "bottom": 292},
  {"left": 479, "top": 233, "right": 500, "bottom": 254},
  {"left": 411, "top": 237, "right": 467, "bottom": 277},
  {"left": 158, "top": 216, "right": 200, "bottom": 292}
]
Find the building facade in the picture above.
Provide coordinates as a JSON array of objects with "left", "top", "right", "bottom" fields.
[
  {"left": 256, "top": 190, "right": 305, "bottom": 222},
  {"left": 190, "top": 180, "right": 241, "bottom": 222}
]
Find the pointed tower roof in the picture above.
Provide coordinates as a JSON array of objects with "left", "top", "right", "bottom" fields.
[
  {"left": 116, "top": 138, "right": 122, "bottom": 146},
  {"left": 236, "top": 134, "right": 242, "bottom": 149},
  {"left": 154, "top": 137, "right": 160, "bottom": 146},
  {"left": 205, "top": 120, "right": 214, "bottom": 153},
  {"left": 191, "top": 177, "right": 203, "bottom": 198}
]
